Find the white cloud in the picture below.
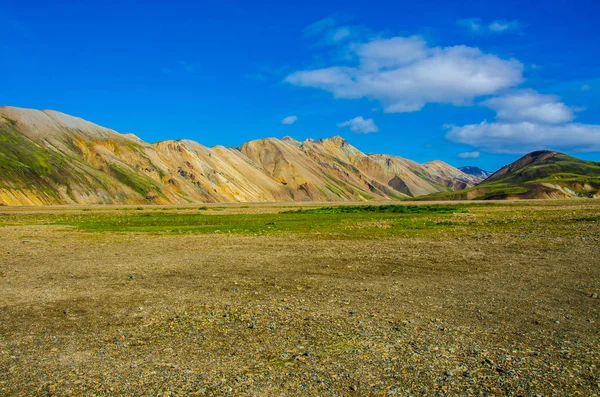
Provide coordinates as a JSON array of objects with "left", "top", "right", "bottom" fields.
[
  {"left": 331, "top": 27, "right": 351, "bottom": 42},
  {"left": 446, "top": 121, "right": 600, "bottom": 154},
  {"left": 483, "top": 90, "right": 574, "bottom": 124},
  {"left": 447, "top": 89, "right": 599, "bottom": 154},
  {"left": 355, "top": 36, "right": 429, "bottom": 69},
  {"left": 457, "top": 18, "right": 482, "bottom": 33},
  {"left": 458, "top": 18, "right": 521, "bottom": 34},
  {"left": 303, "top": 15, "right": 360, "bottom": 46},
  {"left": 458, "top": 151, "right": 481, "bottom": 159},
  {"left": 337, "top": 116, "right": 379, "bottom": 133},
  {"left": 286, "top": 37, "right": 523, "bottom": 113},
  {"left": 488, "top": 20, "right": 521, "bottom": 33},
  {"left": 304, "top": 16, "right": 338, "bottom": 37},
  {"left": 281, "top": 116, "right": 298, "bottom": 125},
  {"left": 581, "top": 84, "right": 591, "bottom": 91}
]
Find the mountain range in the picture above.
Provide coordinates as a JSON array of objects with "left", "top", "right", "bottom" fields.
[
  {"left": 3, "top": 106, "right": 599, "bottom": 205},
  {"left": 0, "top": 106, "right": 481, "bottom": 205}
]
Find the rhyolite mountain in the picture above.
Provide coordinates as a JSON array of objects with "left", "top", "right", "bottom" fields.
[
  {"left": 0, "top": 106, "right": 481, "bottom": 205},
  {"left": 421, "top": 150, "right": 600, "bottom": 200},
  {"left": 458, "top": 166, "right": 492, "bottom": 179}
]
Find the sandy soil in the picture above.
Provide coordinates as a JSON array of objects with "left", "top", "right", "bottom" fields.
[{"left": 0, "top": 201, "right": 599, "bottom": 396}]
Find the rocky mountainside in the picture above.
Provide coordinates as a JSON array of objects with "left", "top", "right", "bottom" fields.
[
  {"left": 0, "top": 106, "right": 481, "bottom": 205},
  {"left": 458, "top": 166, "right": 492, "bottom": 179},
  {"left": 421, "top": 150, "right": 600, "bottom": 200}
]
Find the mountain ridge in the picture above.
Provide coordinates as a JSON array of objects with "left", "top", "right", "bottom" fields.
[{"left": 0, "top": 106, "right": 480, "bottom": 205}]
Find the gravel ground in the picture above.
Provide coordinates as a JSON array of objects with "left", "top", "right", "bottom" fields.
[{"left": 0, "top": 202, "right": 599, "bottom": 396}]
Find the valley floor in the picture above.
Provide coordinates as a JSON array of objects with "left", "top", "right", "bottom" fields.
[{"left": 0, "top": 201, "right": 599, "bottom": 396}]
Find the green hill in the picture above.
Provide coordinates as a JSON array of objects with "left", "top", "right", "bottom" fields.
[{"left": 418, "top": 150, "right": 600, "bottom": 200}]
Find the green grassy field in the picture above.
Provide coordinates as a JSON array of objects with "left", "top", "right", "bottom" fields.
[
  {"left": 1, "top": 204, "right": 469, "bottom": 237},
  {"left": 0, "top": 202, "right": 597, "bottom": 239}
]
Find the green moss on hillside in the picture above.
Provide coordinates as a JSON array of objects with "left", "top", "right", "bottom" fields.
[
  {"left": 0, "top": 119, "right": 65, "bottom": 200},
  {"left": 0, "top": 121, "right": 54, "bottom": 178},
  {"left": 109, "top": 163, "right": 161, "bottom": 197}
]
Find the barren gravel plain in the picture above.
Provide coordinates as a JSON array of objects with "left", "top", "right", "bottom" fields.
[{"left": 0, "top": 201, "right": 599, "bottom": 396}]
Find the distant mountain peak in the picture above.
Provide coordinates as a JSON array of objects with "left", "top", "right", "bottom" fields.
[
  {"left": 458, "top": 166, "right": 492, "bottom": 179},
  {"left": 320, "top": 135, "right": 348, "bottom": 147}
]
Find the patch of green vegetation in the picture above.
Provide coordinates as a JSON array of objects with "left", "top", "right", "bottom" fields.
[
  {"left": 573, "top": 214, "right": 600, "bottom": 222},
  {"left": 324, "top": 175, "right": 362, "bottom": 199},
  {"left": 283, "top": 204, "right": 467, "bottom": 214},
  {"left": 109, "top": 163, "right": 161, "bottom": 198},
  {"left": 475, "top": 185, "right": 529, "bottom": 200},
  {"left": 358, "top": 192, "right": 376, "bottom": 200},
  {"left": 0, "top": 122, "right": 56, "bottom": 179},
  {"left": 387, "top": 191, "right": 406, "bottom": 200},
  {"left": 324, "top": 184, "right": 346, "bottom": 199},
  {"left": 329, "top": 155, "right": 360, "bottom": 174},
  {"left": 123, "top": 139, "right": 146, "bottom": 152},
  {"left": 264, "top": 354, "right": 293, "bottom": 368},
  {"left": 417, "top": 182, "right": 530, "bottom": 201},
  {"left": 315, "top": 186, "right": 330, "bottom": 198},
  {"left": 0, "top": 121, "right": 66, "bottom": 199},
  {"left": 0, "top": 204, "right": 470, "bottom": 239},
  {"left": 2, "top": 202, "right": 598, "bottom": 243},
  {"left": 411, "top": 170, "right": 425, "bottom": 179}
]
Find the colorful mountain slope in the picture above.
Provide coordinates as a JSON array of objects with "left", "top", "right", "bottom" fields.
[{"left": 0, "top": 106, "right": 480, "bottom": 205}]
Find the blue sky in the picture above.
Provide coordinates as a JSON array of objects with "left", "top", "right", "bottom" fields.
[{"left": 1, "top": 0, "right": 599, "bottom": 171}]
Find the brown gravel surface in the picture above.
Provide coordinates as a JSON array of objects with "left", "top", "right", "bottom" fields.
[{"left": 0, "top": 202, "right": 599, "bottom": 396}]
